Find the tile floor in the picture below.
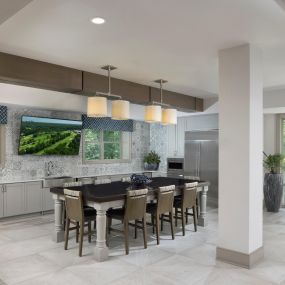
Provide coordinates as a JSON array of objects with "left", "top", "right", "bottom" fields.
[{"left": 0, "top": 208, "right": 284, "bottom": 285}]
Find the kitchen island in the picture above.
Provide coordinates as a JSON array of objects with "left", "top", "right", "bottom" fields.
[{"left": 50, "top": 177, "right": 210, "bottom": 261}]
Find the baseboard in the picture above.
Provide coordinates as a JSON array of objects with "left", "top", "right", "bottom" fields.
[{"left": 216, "top": 246, "right": 264, "bottom": 269}]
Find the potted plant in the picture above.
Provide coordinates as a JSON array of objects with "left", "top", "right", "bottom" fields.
[
  {"left": 263, "top": 153, "right": 285, "bottom": 212},
  {"left": 143, "top": 151, "right": 161, "bottom": 171}
]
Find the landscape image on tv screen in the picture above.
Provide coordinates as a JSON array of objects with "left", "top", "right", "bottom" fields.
[{"left": 18, "top": 116, "right": 82, "bottom": 155}]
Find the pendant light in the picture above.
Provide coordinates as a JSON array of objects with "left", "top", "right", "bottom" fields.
[
  {"left": 145, "top": 79, "right": 177, "bottom": 125},
  {"left": 162, "top": 108, "right": 177, "bottom": 125},
  {"left": 87, "top": 97, "right": 107, "bottom": 117},
  {"left": 112, "top": 99, "right": 130, "bottom": 120},
  {"left": 145, "top": 105, "right": 162, "bottom": 123},
  {"left": 87, "top": 65, "right": 130, "bottom": 120}
]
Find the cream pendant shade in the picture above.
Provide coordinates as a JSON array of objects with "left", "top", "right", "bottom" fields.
[
  {"left": 87, "top": 97, "right": 108, "bottom": 117},
  {"left": 144, "top": 105, "right": 162, "bottom": 123},
  {"left": 112, "top": 100, "right": 130, "bottom": 120},
  {"left": 162, "top": 108, "right": 177, "bottom": 125}
]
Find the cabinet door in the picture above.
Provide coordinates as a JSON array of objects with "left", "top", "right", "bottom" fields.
[
  {"left": 43, "top": 188, "right": 54, "bottom": 211},
  {"left": 4, "top": 183, "right": 25, "bottom": 217},
  {"left": 0, "top": 185, "right": 4, "bottom": 218},
  {"left": 177, "top": 117, "right": 186, "bottom": 157},
  {"left": 25, "top": 181, "right": 43, "bottom": 214}
]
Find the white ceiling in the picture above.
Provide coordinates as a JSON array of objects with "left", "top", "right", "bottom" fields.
[{"left": 0, "top": 0, "right": 285, "bottom": 99}]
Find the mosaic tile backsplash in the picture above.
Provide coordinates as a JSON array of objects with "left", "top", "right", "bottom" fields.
[{"left": 0, "top": 106, "right": 167, "bottom": 183}]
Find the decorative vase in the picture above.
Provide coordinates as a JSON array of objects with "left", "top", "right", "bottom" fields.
[
  {"left": 144, "top": 162, "right": 159, "bottom": 171},
  {"left": 263, "top": 173, "right": 283, "bottom": 212}
]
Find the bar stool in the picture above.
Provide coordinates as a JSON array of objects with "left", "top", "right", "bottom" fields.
[
  {"left": 146, "top": 185, "right": 175, "bottom": 244},
  {"left": 174, "top": 183, "right": 198, "bottom": 236},
  {"left": 107, "top": 188, "right": 148, "bottom": 255},
  {"left": 63, "top": 189, "right": 96, "bottom": 257},
  {"left": 184, "top": 177, "right": 200, "bottom": 219}
]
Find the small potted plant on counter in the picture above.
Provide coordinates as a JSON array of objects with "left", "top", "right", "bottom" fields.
[
  {"left": 143, "top": 151, "right": 161, "bottom": 171},
  {"left": 263, "top": 153, "right": 285, "bottom": 212}
]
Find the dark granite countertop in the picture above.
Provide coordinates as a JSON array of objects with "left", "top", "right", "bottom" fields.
[{"left": 50, "top": 177, "right": 210, "bottom": 203}]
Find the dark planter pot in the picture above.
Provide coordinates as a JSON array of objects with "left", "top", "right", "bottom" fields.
[
  {"left": 264, "top": 173, "right": 283, "bottom": 212},
  {"left": 144, "top": 162, "right": 159, "bottom": 171}
]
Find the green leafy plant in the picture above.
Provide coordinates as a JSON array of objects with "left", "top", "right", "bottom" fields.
[
  {"left": 143, "top": 151, "right": 161, "bottom": 164},
  {"left": 263, "top": 153, "right": 285, "bottom": 174}
]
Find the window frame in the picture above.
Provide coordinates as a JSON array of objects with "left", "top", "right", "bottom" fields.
[{"left": 82, "top": 129, "right": 131, "bottom": 164}]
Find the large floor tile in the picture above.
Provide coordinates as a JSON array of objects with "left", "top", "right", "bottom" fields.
[
  {"left": 65, "top": 258, "right": 139, "bottom": 285},
  {"left": 0, "top": 254, "right": 61, "bottom": 284},
  {"left": 14, "top": 269, "right": 93, "bottom": 285}
]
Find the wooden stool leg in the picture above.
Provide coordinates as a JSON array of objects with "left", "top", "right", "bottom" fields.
[
  {"left": 175, "top": 207, "right": 178, "bottom": 227},
  {"left": 170, "top": 211, "right": 175, "bottom": 240},
  {"left": 186, "top": 208, "right": 189, "bottom": 224},
  {"left": 124, "top": 220, "right": 129, "bottom": 255},
  {"left": 155, "top": 214, "right": 160, "bottom": 245},
  {"left": 151, "top": 214, "right": 155, "bottom": 234},
  {"left": 143, "top": 216, "right": 147, "bottom": 249},
  {"left": 64, "top": 218, "right": 70, "bottom": 250},
  {"left": 79, "top": 222, "right": 84, "bottom": 257},
  {"left": 160, "top": 214, "right": 164, "bottom": 231},
  {"left": 181, "top": 208, "right": 186, "bottom": 236},
  {"left": 76, "top": 222, "right": 79, "bottom": 243},
  {"left": 193, "top": 206, "right": 198, "bottom": 232},
  {"left": 88, "top": 221, "right": 91, "bottom": 243}
]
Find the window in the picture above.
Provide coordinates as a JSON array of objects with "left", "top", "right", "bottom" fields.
[{"left": 83, "top": 129, "right": 131, "bottom": 163}]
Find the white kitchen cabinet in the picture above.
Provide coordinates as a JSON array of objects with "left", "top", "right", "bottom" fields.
[
  {"left": 167, "top": 117, "right": 187, "bottom": 157},
  {"left": 43, "top": 187, "right": 54, "bottom": 211},
  {"left": 0, "top": 185, "right": 4, "bottom": 218},
  {"left": 4, "top": 183, "right": 25, "bottom": 217},
  {"left": 25, "top": 181, "right": 43, "bottom": 214}
]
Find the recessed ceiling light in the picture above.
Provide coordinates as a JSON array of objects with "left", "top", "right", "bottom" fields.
[{"left": 91, "top": 17, "right": 105, "bottom": 24}]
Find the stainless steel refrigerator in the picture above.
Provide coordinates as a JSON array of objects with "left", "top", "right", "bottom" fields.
[{"left": 184, "top": 130, "right": 219, "bottom": 207}]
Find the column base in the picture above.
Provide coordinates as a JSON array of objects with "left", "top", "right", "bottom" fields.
[
  {"left": 52, "top": 230, "right": 64, "bottom": 243},
  {"left": 216, "top": 246, "right": 264, "bottom": 269},
  {"left": 198, "top": 217, "right": 208, "bottom": 227},
  {"left": 94, "top": 246, "right": 109, "bottom": 262}
]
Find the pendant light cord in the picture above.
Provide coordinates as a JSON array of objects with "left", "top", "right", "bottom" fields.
[{"left": 108, "top": 65, "right": 111, "bottom": 95}]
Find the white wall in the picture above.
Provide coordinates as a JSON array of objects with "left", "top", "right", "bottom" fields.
[{"left": 264, "top": 114, "right": 277, "bottom": 155}]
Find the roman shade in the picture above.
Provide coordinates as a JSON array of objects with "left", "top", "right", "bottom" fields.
[
  {"left": 0, "top": 106, "right": 7, "bottom": 124},
  {"left": 82, "top": 115, "right": 134, "bottom": 132}
]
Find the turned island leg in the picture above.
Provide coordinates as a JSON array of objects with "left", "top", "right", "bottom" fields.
[
  {"left": 52, "top": 195, "right": 65, "bottom": 242},
  {"left": 198, "top": 185, "right": 209, "bottom": 227},
  {"left": 93, "top": 204, "right": 109, "bottom": 261}
]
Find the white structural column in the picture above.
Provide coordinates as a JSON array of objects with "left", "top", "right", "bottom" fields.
[{"left": 217, "top": 44, "right": 264, "bottom": 268}]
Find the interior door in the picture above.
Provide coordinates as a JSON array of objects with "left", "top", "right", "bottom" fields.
[{"left": 184, "top": 141, "right": 200, "bottom": 177}]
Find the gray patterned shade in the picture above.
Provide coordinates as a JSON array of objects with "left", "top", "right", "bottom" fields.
[
  {"left": 82, "top": 115, "right": 134, "bottom": 132},
  {"left": 0, "top": 106, "right": 7, "bottom": 124}
]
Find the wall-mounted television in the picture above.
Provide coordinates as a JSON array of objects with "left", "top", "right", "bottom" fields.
[{"left": 18, "top": 116, "right": 82, "bottom": 155}]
